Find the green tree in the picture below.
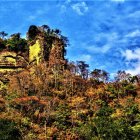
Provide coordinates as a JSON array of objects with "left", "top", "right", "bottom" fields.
[
  {"left": 0, "top": 38, "right": 6, "bottom": 51},
  {"left": 7, "top": 33, "right": 27, "bottom": 52},
  {"left": 95, "top": 108, "right": 117, "bottom": 139}
]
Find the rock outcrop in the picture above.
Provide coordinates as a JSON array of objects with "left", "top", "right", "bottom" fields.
[
  {"left": 0, "top": 51, "right": 27, "bottom": 72},
  {"left": 0, "top": 36, "right": 66, "bottom": 72}
]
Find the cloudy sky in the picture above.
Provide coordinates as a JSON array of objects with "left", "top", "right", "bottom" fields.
[{"left": 0, "top": 0, "right": 140, "bottom": 75}]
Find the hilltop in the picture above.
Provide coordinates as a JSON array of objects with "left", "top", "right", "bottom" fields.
[{"left": 0, "top": 25, "right": 67, "bottom": 73}]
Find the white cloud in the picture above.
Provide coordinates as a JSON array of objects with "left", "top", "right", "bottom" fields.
[
  {"left": 60, "top": 0, "right": 72, "bottom": 13},
  {"left": 123, "top": 48, "right": 140, "bottom": 75},
  {"left": 87, "top": 32, "right": 119, "bottom": 54},
  {"left": 72, "top": 2, "right": 88, "bottom": 15},
  {"left": 126, "top": 62, "right": 140, "bottom": 75},
  {"left": 125, "top": 29, "right": 140, "bottom": 38},
  {"left": 123, "top": 48, "right": 140, "bottom": 61},
  {"left": 87, "top": 44, "right": 112, "bottom": 54}
]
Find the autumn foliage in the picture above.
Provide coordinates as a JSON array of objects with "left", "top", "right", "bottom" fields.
[{"left": 0, "top": 25, "right": 140, "bottom": 140}]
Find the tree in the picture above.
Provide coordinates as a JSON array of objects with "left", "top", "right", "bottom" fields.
[
  {"left": 0, "top": 31, "right": 8, "bottom": 39},
  {"left": 27, "top": 25, "right": 40, "bottom": 40},
  {"left": 7, "top": 33, "right": 21, "bottom": 52},
  {"left": 77, "top": 61, "right": 89, "bottom": 79},
  {"left": 41, "top": 24, "right": 50, "bottom": 31},
  {"left": 129, "top": 75, "right": 139, "bottom": 84},
  {"left": 54, "top": 103, "right": 71, "bottom": 130},
  {"left": 91, "top": 69, "right": 109, "bottom": 83},
  {"left": 0, "top": 38, "right": 6, "bottom": 51},
  {"left": 10, "top": 33, "right": 21, "bottom": 40},
  {"left": 115, "top": 70, "right": 131, "bottom": 82},
  {"left": 40, "top": 25, "right": 50, "bottom": 35},
  {"left": 61, "top": 35, "right": 69, "bottom": 48},
  {"left": 7, "top": 33, "right": 27, "bottom": 52},
  {"left": 100, "top": 70, "right": 109, "bottom": 83},
  {"left": 91, "top": 69, "right": 101, "bottom": 81},
  {"left": 0, "top": 119, "right": 22, "bottom": 140},
  {"left": 67, "top": 61, "right": 77, "bottom": 74},
  {"left": 54, "top": 29, "right": 61, "bottom": 36}
]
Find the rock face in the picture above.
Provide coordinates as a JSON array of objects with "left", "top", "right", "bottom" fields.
[
  {"left": 29, "top": 39, "right": 43, "bottom": 65},
  {"left": 0, "top": 51, "right": 17, "bottom": 66},
  {"left": 0, "top": 36, "right": 66, "bottom": 72},
  {"left": 0, "top": 51, "right": 27, "bottom": 72}
]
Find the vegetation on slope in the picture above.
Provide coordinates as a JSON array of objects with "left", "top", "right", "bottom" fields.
[
  {"left": 0, "top": 62, "right": 140, "bottom": 140},
  {"left": 0, "top": 25, "right": 140, "bottom": 140}
]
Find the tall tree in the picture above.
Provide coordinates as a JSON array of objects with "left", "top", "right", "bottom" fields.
[{"left": 77, "top": 61, "right": 89, "bottom": 79}]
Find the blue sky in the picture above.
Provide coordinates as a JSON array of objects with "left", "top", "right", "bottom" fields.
[{"left": 0, "top": 0, "right": 140, "bottom": 75}]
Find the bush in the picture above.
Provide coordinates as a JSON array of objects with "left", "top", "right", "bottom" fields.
[{"left": 0, "top": 119, "right": 22, "bottom": 140}]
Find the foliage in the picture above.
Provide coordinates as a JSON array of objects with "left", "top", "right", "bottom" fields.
[
  {"left": 0, "top": 119, "right": 22, "bottom": 140},
  {"left": 7, "top": 33, "right": 27, "bottom": 52},
  {"left": 54, "top": 103, "right": 71, "bottom": 130},
  {"left": 0, "top": 25, "right": 140, "bottom": 140},
  {"left": 27, "top": 25, "right": 40, "bottom": 41}
]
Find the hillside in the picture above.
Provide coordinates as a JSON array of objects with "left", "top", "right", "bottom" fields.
[{"left": 0, "top": 25, "right": 140, "bottom": 140}]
